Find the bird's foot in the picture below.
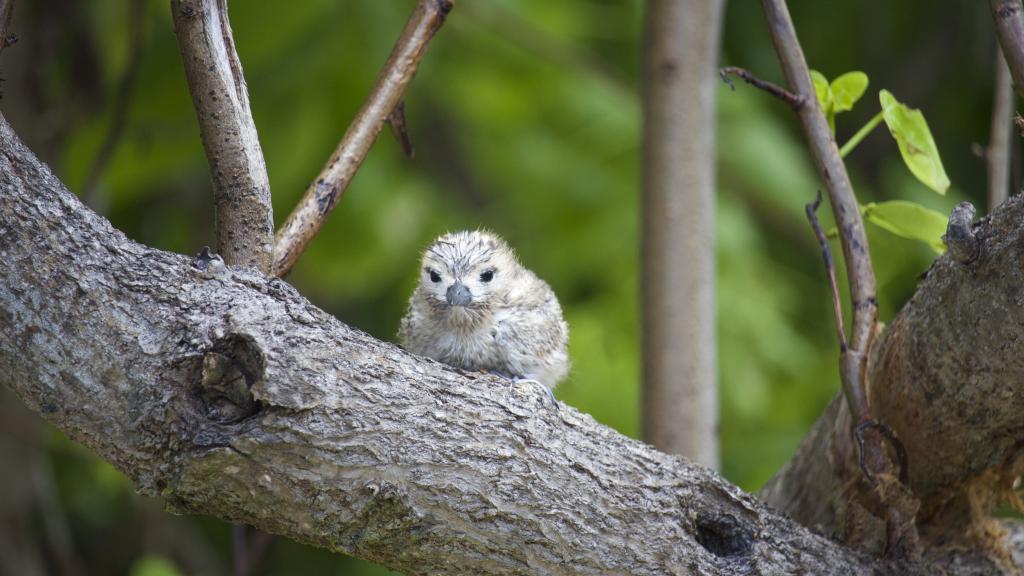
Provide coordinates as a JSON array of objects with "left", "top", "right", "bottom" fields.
[
  {"left": 510, "top": 377, "right": 558, "bottom": 408},
  {"left": 489, "top": 371, "right": 557, "bottom": 408}
]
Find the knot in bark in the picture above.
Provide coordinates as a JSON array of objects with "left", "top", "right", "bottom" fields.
[{"left": 943, "top": 202, "right": 979, "bottom": 263}]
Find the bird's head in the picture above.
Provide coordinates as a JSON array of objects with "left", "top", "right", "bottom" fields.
[{"left": 417, "top": 230, "right": 521, "bottom": 322}]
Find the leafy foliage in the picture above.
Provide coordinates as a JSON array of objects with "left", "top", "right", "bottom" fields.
[{"left": 811, "top": 70, "right": 952, "bottom": 251}]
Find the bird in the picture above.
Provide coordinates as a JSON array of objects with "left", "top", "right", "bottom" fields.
[{"left": 399, "top": 230, "right": 569, "bottom": 403}]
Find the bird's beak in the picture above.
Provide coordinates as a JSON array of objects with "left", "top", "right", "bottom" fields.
[{"left": 446, "top": 282, "right": 472, "bottom": 307}]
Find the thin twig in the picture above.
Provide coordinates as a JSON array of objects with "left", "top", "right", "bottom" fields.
[
  {"left": 719, "top": 66, "right": 805, "bottom": 111},
  {"left": 805, "top": 191, "right": 846, "bottom": 351},
  {"left": 759, "top": 0, "right": 874, "bottom": 423},
  {"left": 388, "top": 99, "right": 415, "bottom": 158},
  {"left": 172, "top": 0, "right": 274, "bottom": 272},
  {"left": 989, "top": 45, "right": 1014, "bottom": 211},
  {"left": 81, "top": 0, "right": 146, "bottom": 210},
  {"left": 991, "top": 0, "right": 1024, "bottom": 100},
  {"left": 271, "top": 0, "right": 454, "bottom": 278}
]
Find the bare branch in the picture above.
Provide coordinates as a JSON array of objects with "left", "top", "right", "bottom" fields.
[
  {"left": 758, "top": 0, "right": 922, "bottom": 553},
  {"left": 989, "top": 45, "right": 1015, "bottom": 211},
  {"left": 805, "top": 191, "right": 846, "bottom": 351},
  {"left": 991, "top": 0, "right": 1024, "bottom": 100},
  {"left": 171, "top": 0, "right": 273, "bottom": 272},
  {"left": 719, "top": 66, "right": 805, "bottom": 110},
  {"left": 272, "top": 0, "right": 453, "bottom": 278},
  {"left": 759, "top": 0, "right": 876, "bottom": 424}
]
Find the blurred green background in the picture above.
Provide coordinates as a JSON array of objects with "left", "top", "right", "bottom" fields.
[{"left": 0, "top": 0, "right": 1003, "bottom": 574}]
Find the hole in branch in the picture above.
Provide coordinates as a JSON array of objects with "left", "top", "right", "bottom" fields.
[
  {"left": 694, "top": 512, "right": 753, "bottom": 559},
  {"left": 195, "top": 333, "right": 263, "bottom": 423}
]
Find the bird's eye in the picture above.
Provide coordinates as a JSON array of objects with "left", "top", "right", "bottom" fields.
[
  {"left": 480, "top": 269, "right": 495, "bottom": 283},
  {"left": 428, "top": 269, "right": 442, "bottom": 283}
]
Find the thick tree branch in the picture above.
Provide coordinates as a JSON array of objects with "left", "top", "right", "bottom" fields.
[
  {"left": 172, "top": 0, "right": 274, "bottom": 272},
  {"left": 763, "top": 198, "right": 1024, "bottom": 562},
  {"left": 5, "top": 117, "right": 1017, "bottom": 575},
  {"left": 272, "top": 0, "right": 452, "bottom": 278},
  {"left": 991, "top": 0, "right": 1024, "bottom": 100}
]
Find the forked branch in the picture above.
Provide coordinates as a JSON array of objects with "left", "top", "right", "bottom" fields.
[
  {"left": 758, "top": 0, "right": 918, "bottom": 553},
  {"left": 759, "top": 0, "right": 875, "bottom": 427},
  {"left": 271, "top": 0, "right": 453, "bottom": 278}
]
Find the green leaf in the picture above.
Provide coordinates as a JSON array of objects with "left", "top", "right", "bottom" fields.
[
  {"left": 862, "top": 200, "right": 948, "bottom": 253},
  {"left": 130, "top": 556, "right": 183, "bottom": 576},
  {"left": 830, "top": 71, "right": 868, "bottom": 113},
  {"left": 809, "top": 70, "right": 834, "bottom": 132},
  {"left": 810, "top": 70, "right": 831, "bottom": 111},
  {"left": 878, "top": 90, "right": 951, "bottom": 194}
]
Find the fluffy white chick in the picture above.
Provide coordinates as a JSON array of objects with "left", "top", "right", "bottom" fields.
[{"left": 399, "top": 230, "right": 569, "bottom": 397}]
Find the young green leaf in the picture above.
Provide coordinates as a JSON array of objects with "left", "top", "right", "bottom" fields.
[
  {"left": 879, "top": 90, "right": 951, "bottom": 195},
  {"left": 831, "top": 71, "right": 868, "bottom": 113},
  {"left": 810, "top": 70, "right": 834, "bottom": 131},
  {"left": 862, "top": 200, "right": 948, "bottom": 253}
]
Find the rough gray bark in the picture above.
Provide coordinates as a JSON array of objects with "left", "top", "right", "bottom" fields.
[
  {"left": 641, "top": 0, "right": 722, "bottom": 468},
  {"left": 4, "top": 117, "right": 1019, "bottom": 575},
  {"left": 762, "top": 197, "right": 1024, "bottom": 559},
  {"left": 172, "top": 0, "right": 274, "bottom": 271}
]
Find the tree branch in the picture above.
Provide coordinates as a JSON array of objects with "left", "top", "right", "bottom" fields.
[
  {"left": 172, "top": 0, "right": 274, "bottom": 272},
  {"left": 763, "top": 198, "right": 1024, "bottom": 561},
  {"left": 759, "top": 0, "right": 921, "bottom": 554},
  {"left": 271, "top": 0, "right": 452, "bottom": 278},
  {"left": 760, "top": 0, "right": 875, "bottom": 427},
  {"left": 991, "top": 0, "right": 1024, "bottom": 100},
  {"left": 989, "top": 45, "right": 1015, "bottom": 211},
  {"left": 5, "top": 116, "right": 1018, "bottom": 575}
]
